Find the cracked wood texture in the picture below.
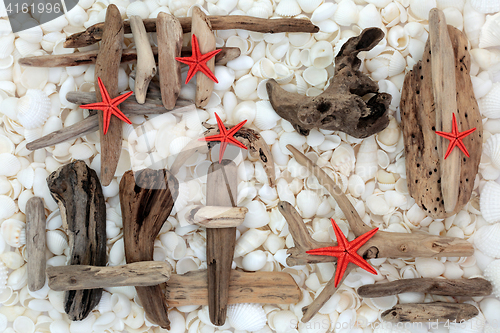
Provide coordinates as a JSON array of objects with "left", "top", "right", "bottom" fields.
[
  {"left": 400, "top": 25, "right": 482, "bottom": 218},
  {"left": 47, "top": 161, "right": 106, "bottom": 321},
  {"left": 119, "top": 169, "right": 178, "bottom": 329},
  {"left": 26, "top": 197, "right": 46, "bottom": 292},
  {"left": 381, "top": 303, "right": 479, "bottom": 322}
]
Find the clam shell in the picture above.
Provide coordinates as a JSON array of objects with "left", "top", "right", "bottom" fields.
[
  {"left": 471, "top": 0, "right": 500, "bottom": 13},
  {"left": 46, "top": 230, "right": 68, "bottom": 256},
  {"left": 358, "top": 4, "right": 383, "bottom": 29},
  {"left": 370, "top": 295, "right": 397, "bottom": 310},
  {"left": 1, "top": 251, "right": 24, "bottom": 270},
  {"left": 480, "top": 12, "right": 500, "bottom": 48},
  {"left": 475, "top": 223, "right": 500, "bottom": 258},
  {"left": 20, "top": 68, "right": 49, "bottom": 90},
  {"left": 8, "top": 264, "right": 27, "bottom": 290},
  {"left": 297, "top": 0, "right": 323, "bottom": 13},
  {"left": 228, "top": 303, "right": 266, "bottom": 332},
  {"left": 176, "top": 257, "right": 199, "bottom": 275},
  {"left": 0, "top": 195, "right": 16, "bottom": 220},
  {"left": 409, "top": 0, "right": 437, "bottom": 20},
  {"left": 297, "top": 190, "right": 321, "bottom": 218},
  {"left": 235, "top": 229, "right": 270, "bottom": 257},
  {"left": 275, "top": 0, "right": 301, "bottom": 17},
  {"left": 331, "top": 143, "right": 356, "bottom": 176},
  {"left": 126, "top": 1, "right": 150, "bottom": 19},
  {"left": 333, "top": 0, "right": 359, "bottom": 26},
  {"left": 17, "top": 89, "right": 51, "bottom": 129},
  {"left": 242, "top": 250, "right": 267, "bottom": 271},
  {"left": 1, "top": 219, "right": 25, "bottom": 247},
  {"left": 109, "top": 238, "right": 125, "bottom": 266},
  {"left": 0, "top": 134, "right": 14, "bottom": 155},
  {"left": 484, "top": 134, "right": 500, "bottom": 169},
  {"left": 480, "top": 181, "right": 500, "bottom": 224},
  {"left": 254, "top": 100, "right": 281, "bottom": 130},
  {"left": 0, "top": 153, "right": 20, "bottom": 177},
  {"left": 480, "top": 297, "right": 500, "bottom": 324}
]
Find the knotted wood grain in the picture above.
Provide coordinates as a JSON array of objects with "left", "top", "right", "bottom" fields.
[{"left": 26, "top": 197, "right": 46, "bottom": 292}]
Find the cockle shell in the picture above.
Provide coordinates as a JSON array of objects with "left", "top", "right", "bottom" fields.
[
  {"left": 0, "top": 195, "right": 16, "bottom": 220},
  {"left": 464, "top": 1, "right": 485, "bottom": 47},
  {"left": 46, "top": 230, "right": 68, "bottom": 256},
  {"left": 471, "top": 0, "right": 500, "bottom": 13},
  {"left": 228, "top": 303, "right": 266, "bottom": 332},
  {"left": 358, "top": 4, "right": 383, "bottom": 30},
  {"left": 8, "top": 264, "right": 27, "bottom": 290},
  {"left": 333, "top": 0, "right": 359, "bottom": 27},
  {"left": 297, "top": 0, "right": 323, "bottom": 13},
  {"left": 484, "top": 260, "right": 500, "bottom": 297},
  {"left": 480, "top": 181, "right": 500, "bottom": 224},
  {"left": 1, "top": 251, "right": 24, "bottom": 270},
  {"left": 1, "top": 219, "right": 25, "bottom": 248},
  {"left": 0, "top": 262, "right": 7, "bottom": 290},
  {"left": 275, "top": 0, "right": 301, "bottom": 17},
  {"left": 381, "top": 2, "right": 407, "bottom": 27},
  {"left": 17, "top": 89, "right": 51, "bottom": 130},
  {"left": 254, "top": 101, "right": 281, "bottom": 130},
  {"left": 483, "top": 134, "right": 500, "bottom": 169},
  {"left": 479, "top": 83, "right": 500, "bottom": 118},
  {"left": 480, "top": 12, "right": 500, "bottom": 49},
  {"left": 475, "top": 223, "right": 500, "bottom": 258},
  {"left": 0, "top": 153, "right": 21, "bottom": 177}
]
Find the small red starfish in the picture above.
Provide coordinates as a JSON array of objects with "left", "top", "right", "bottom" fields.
[
  {"left": 80, "top": 77, "right": 133, "bottom": 135},
  {"left": 307, "top": 219, "right": 378, "bottom": 287},
  {"left": 175, "top": 34, "right": 221, "bottom": 84},
  {"left": 435, "top": 113, "right": 476, "bottom": 159},
  {"left": 199, "top": 113, "right": 248, "bottom": 163}
]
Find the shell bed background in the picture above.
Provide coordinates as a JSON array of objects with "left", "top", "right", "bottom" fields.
[{"left": 1, "top": 0, "right": 500, "bottom": 332}]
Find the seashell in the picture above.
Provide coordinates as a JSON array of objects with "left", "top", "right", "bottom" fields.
[
  {"left": 480, "top": 297, "right": 500, "bottom": 324},
  {"left": 384, "top": 190, "right": 407, "bottom": 208},
  {"left": 176, "top": 256, "right": 199, "bottom": 275},
  {"left": 381, "top": 2, "right": 407, "bottom": 28},
  {"left": 470, "top": 49, "right": 500, "bottom": 72},
  {"left": 308, "top": 41, "right": 333, "bottom": 69},
  {"left": 471, "top": 73, "right": 493, "bottom": 100},
  {"left": 409, "top": 0, "right": 436, "bottom": 20},
  {"left": 233, "top": 100, "right": 256, "bottom": 124},
  {"left": 0, "top": 262, "right": 7, "bottom": 290},
  {"left": 1, "top": 251, "right": 24, "bottom": 270},
  {"left": 343, "top": 271, "right": 376, "bottom": 289},
  {"left": 297, "top": 0, "right": 323, "bottom": 13},
  {"left": 311, "top": 2, "right": 337, "bottom": 24},
  {"left": 0, "top": 153, "right": 21, "bottom": 177},
  {"left": 0, "top": 194, "right": 16, "bottom": 220},
  {"left": 464, "top": 1, "right": 485, "bottom": 47},
  {"left": 475, "top": 223, "right": 500, "bottom": 258},
  {"left": 17, "top": 89, "right": 51, "bottom": 129},
  {"left": 254, "top": 100, "right": 281, "bottom": 130},
  {"left": 484, "top": 260, "right": 500, "bottom": 298},
  {"left": 243, "top": 200, "right": 270, "bottom": 228},
  {"left": 8, "top": 264, "right": 27, "bottom": 290},
  {"left": 1, "top": 219, "right": 25, "bottom": 247},
  {"left": 443, "top": 262, "right": 463, "bottom": 279},
  {"left": 415, "top": 258, "right": 445, "bottom": 278},
  {"left": 442, "top": 7, "right": 463, "bottom": 31},
  {"left": 370, "top": 295, "right": 397, "bottom": 310},
  {"left": 46, "top": 230, "right": 68, "bottom": 256},
  {"left": 471, "top": 0, "right": 500, "bottom": 13},
  {"left": 13, "top": 315, "right": 34, "bottom": 333},
  {"left": 109, "top": 238, "right": 125, "bottom": 266},
  {"left": 376, "top": 117, "right": 400, "bottom": 152},
  {"left": 358, "top": 4, "right": 383, "bottom": 29},
  {"left": 228, "top": 303, "right": 266, "bottom": 332},
  {"left": 66, "top": 5, "right": 89, "bottom": 27},
  {"left": 234, "top": 74, "right": 258, "bottom": 99},
  {"left": 480, "top": 12, "right": 500, "bottom": 49},
  {"left": 69, "top": 312, "right": 96, "bottom": 332},
  {"left": 275, "top": 0, "right": 301, "bottom": 17},
  {"left": 126, "top": 1, "right": 150, "bottom": 19},
  {"left": 235, "top": 228, "right": 270, "bottom": 257},
  {"left": 296, "top": 190, "right": 321, "bottom": 218},
  {"left": 0, "top": 134, "right": 14, "bottom": 155},
  {"left": 484, "top": 134, "right": 500, "bottom": 169},
  {"left": 110, "top": 292, "right": 132, "bottom": 318},
  {"left": 355, "top": 136, "right": 378, "bottom": 181},
  {"left": 15, "top": 39, "right": 40, "bottom": 57},
  {"left": 331, "top": 144, "right": 355, "bottom": 176},
  {"left": 0, "top": 34, "right": 15, "bottom": 59},
  {"left": 333, "top": 0, "right": 359, "bottom": 27},
  {"left": 481, "top": 181, "right": 500, "bottom": 224},
  {"left": 160, "top": 232, "right": 187, "bottom": 260},
  {"left": 20, "top": 67, "right": 49, "bottom": 91},
  {"left": 242, "top": 250, "right": 267, "bottom": 271}
]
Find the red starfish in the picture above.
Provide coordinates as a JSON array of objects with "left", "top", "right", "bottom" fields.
[
  {"left": 199, "top": 113, "right": 248, "bottom": 163},
  {"left": 80, "top": 77, "right": 133, "bottom": 135},
  {"left": 307, "top": 219, "right": 378, "bottom": 287},
  {"left": 435, "top": 113, "right": 476, "bottom": 159},
  {"left": 175, "top": 34, "right": 221, "bottom": 84}
]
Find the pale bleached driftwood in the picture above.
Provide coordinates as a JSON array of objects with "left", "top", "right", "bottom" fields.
[
  {"left": 381, "top": 302, "right": 479, "bottom": 323},
  {"left": 192, "top": 7, "right": 216, "bottom": 108},
  {"left": 120, "top": 169, "right": 179, "bottom": 329},
  {"left": 18, "top": 46, "right": 240, "bottom": 67},
  {"left": 47, "top": 262, "right": 172, "bottom": 291},
  {"left": 47, "top": 161, "right": 106, "bottom": 321},
  {"left": 64, "top": 16, "right": 319, "bottom": 48},
  {"left": 130, "top": 15, "right": 157, "bottom": 104},
  {"left": 357, "top": 278, "right": 492, "bottom": 298},
  {"left": 206, "top": 161, "right": 237, "bottom": 326},
  {"left": 157, "top": 13, "right": 183, "bottom": 110},
  {"left": 94, "top": 4, "right": 124, "bottom": 186},
  {"left": 185, "top": 205, "right": 248, "bottom": 228},
  {"left": 26, "top": 197, "right": 46, "bottom": 292},
  {"left": 165, "top": 270, "right": 300, "bottom": 306}
]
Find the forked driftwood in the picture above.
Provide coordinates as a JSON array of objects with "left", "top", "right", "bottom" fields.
[
  {"left": 283, "top": 145, "right": 474, "bottom": 323},
  {"left": 266, "top": 28, "right": 391, "bottom": 138},
  {"left": 47, "top": 262, "right": 172, "bottom": 291},
  {"left": 381, "top": 303, "right": 479, "bottom": 323},
  {"left": 119, "top": 168, "right": 179, "bottom": 329},
  {"left": 357, "top": 278, "right": 492, "bottom": 298},
  {"left": 64, "top": 16, "right": 319, "bottom": 48},
  {"left": 185, "top": 206, "right": 248, "bottom": 228},
  {"left": 47, "top": 161, "right": 106, "bottom": 321},
  {"left": 26, "top": 197, "right": 46, "bottom": 292},
  {"left": 165, "top": 270, "right": 301, "bottom": 306}
]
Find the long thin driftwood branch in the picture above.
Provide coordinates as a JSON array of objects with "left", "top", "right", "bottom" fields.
[
  {"left": 381, "top": 302, "right": 479, "bottom": 323},
  {"left": 185, "top": 205, "right": 248, "bottom": 228},
  {"left": 64, "top": 16, "right": 319, "bottom": 48},
  {"left": 26, "top": 197, "right": 46, "bottom": 292}
]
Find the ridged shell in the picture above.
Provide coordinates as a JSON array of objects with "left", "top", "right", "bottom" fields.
[
  {"left": 475, "top": 223, "right": 500, "bottom": 257},
  {"left": 17, "top": 167, "right": 34, "bottom": 189},
  {"left": 0, "top": 135, "right": 14, "bottom": 155},
  {"left": 479, "top": 83, "right": 500, "bottom": 119},
  {"left": 409, "top": 0, "right": 437, "bottom": 20},
  {"left": 126, "top": 2, "right": 150, "bottom": 19},
  {"left": 484, "top": 260, "right": 500, "bottom": 298},
  {"left": 254, "top": 101, "right": 281, "bottom": 130},
  {"left": 0, "top": 195, "right": 17, "bottom": 220},
  {"left": 471, "top": 0, "right": 500, "bottom": 13},
  {"left": 484, "top": 134, "right": 500, "bottom": 169},
  {"left": 17, "top": 89, "right": 51, "bottom": 130},
  {"left": 46, "top": 230, "right": 68, "bottom": 256},
  {"left": 480, "top": 181, "right": 500, "bottom": 224},
  {"left": 0, "top": 153, "right": 21, "bottom": 177},
  {"left": 479, "top": 12, "right": 500, "bottom": 48},
  {"left": 228, "top": 303, "right": 267, "bottom": 331},
  {"left": 1, "top": 219, "right": 25, "bottom": 247},
  {"left": 464, "top": 1, "right": 485, "bottom": 48},
  {"left": 275, "top": 0, "right": 301, "bottom": 17},
  {"left": 333, "top": 0, "right": 359, "bottom": 27},
  {"left": 0, "top": 262, "right": 7, "bottom": 290}
]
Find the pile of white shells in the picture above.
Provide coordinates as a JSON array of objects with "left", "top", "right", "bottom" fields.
[{"left": 1, "top": 0, "right": 500, "bottom": 332}]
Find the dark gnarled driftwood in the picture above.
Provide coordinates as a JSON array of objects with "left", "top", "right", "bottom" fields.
[{"left": 381, "top": 303, "right": 479, "bottom": 323}]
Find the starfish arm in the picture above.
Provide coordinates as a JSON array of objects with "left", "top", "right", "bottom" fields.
[
  {"left": 215, "top": 113, "right": 227, "bottom": 136},
  {"left": 184, "top": 64, "right": 199, "bottom": 84},
  {"left": 456, "top": 139, "right": 471, "bottom": 157},
  {"left": 111, "top": 106, "right": 132, "bottom": 124},
  {"left": 191, "top": 34, "right": 200, "bottom": 60},
  {"left": 227, "top": 136, "right": 248, "bottom": 150},
  {"left": 199, "top": 134, "right": 225, "bottom": 142},
  {"left": 350, "top": 252, "right": 378, "bottom": 275},
  {"left": 435, "top": 131, "right": 456, "bottom": 140},
  {"left": 111, "top": 90, "right": 134, "bottom": 106},
  {"left": 79, "top": 102, "right": 109, "bottom": 110},
  {"left": 451, "top": 113, "right": 459, "bottom": 136},
  {"left": 227, "top": 120, "right": 247, "bottom": 136},
  {"left": 306, "top": 246, "right": 344, "bottom": 256},
  {"left": 331, "top": 219, "right": 348, "bottom": 250},
  {"left": 218, "top": 141, "right": 228, "bottom": 163},
  {"left": 457, "top": 127, "right": 477, "bottom": 139},
  {"left": 348, "top": 227, "right": 378, "bottom": 252},
  {"left": 199, "top": 49, "right": 222, "bottom": 62},
  {"left": 102, "top": 108, "right": 111, "bottom": 135},
  {"left": 198, "top": 63, "right": 219, "bottom": 83},
  {"left": 334, "top": 253, "right": 349, "bottom": 287},
  {"left": 97, "top": 77, "right": 111, "bottom": 105},
  {"left": 443, "top": 140, "right": 457, "bottom": 159}
]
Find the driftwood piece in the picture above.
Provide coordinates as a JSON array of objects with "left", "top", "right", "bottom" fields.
[
  {"left": 206, "top": 161, "right": 237, "bottom": 326},
  {"left": 357, "top": 278, "right": 492, "bottom": 298},
  {"left": 171, "top": 125, "right": 276, "bottom": 187},
  {"left": 47, "top": 262, "right": 172, "bottom": 291},
  {"left": 130, "top": 15, "right": 157, "bottom": 104},
  {"left": 18, "top": 46, "right": 240, "bottom": 68},
  {"left": 25, "top": 197, "right": 46, "bottom": 292},
  {"left": 94, "top": 4, "right": 124, "bottom": 186},
  {"left": 157, "top": 13, "right": 183, "bottom": 110},
  {"left": 47, "top": 161, "right": 106, "bottom": 321},
  {"left": 64, "top": 16, "right": 319, "bottom": 48},
  {"left": 266, "top": 28, "right": 391, "bottom": 138},
  {"left": 400, "top": 25, "right": 482, "bottom": 218},
  {"left": 381, "top": 303, "right": 479, "bottom": 323},
  {"left": 185, "top": 205, "right": 248, "bottom": 228},
  {"left": 119, "top": 169, "right": 178, "bottom": 329},
  {"left": 165, "top": 270, "right": 301, "bottom": 306}
]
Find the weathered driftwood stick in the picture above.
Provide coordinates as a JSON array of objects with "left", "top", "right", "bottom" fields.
[
  {"left": 26, "top": 197, "right": 46, "bottom": 292},
  {"left": 429, "top": 9, "right": 460, "bottom": 213},
  {"left": 18, "top": 46, "right": 240, "bottom": 68},
  {"left": 357, "top": 278, "right": 492, "bottom": 298},
  {"left": 157, "top": 13, "right": 183, "bottom": 110},
  {"left": 94, "top": 4, "right": 124, "bottom": 186},
  {"left": 206, "top": 161, "right": 237, "bottom": 326},
  {"left": 120, "top": 169, "right": 179, "bottom": 329},
  {"left": 47, "top": 262, "right": 172, "bottom": 291},
  {"left": 381, "top": 302, "right": 479, "bottom": 323},
  {"left": 64, "top": 16, "right": 319, "bottom": 48},
  {"left": 130, "top": 15, "right": 157, "bottom": 104},
  {"left": 165, "top": 270, "right": 300, "bottom": 306},
  {"left": 47, "top": 161, "right": 106, "bottom": 321},
  {"left": 185, "top": 205, "right": 248, "bottom": 228}
]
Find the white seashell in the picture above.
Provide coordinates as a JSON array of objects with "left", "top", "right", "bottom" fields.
[
  {"left": 0, "top": 153, "right": 20, "bottom": 177},
  {"left": 234, "top": 74, "right": 258, "bottom": 99},
  {"left": 331, "top": 144, "right": 356, "bottom": 176},
  {"left": 376, "top": 116, "right": 400, "bottom": 151},
  {"left": 0, "top": 262, "right": 7, "bottom": 290},
  {"left": 475, "top": 223, "right": 500, "bottom": 258},
  {"left": 109, "top": 238, "right": 125, "bottom": 266},
  {"left": 471, "top": 0, "right": 500, "bottom": 13},
  {"left": 464, "top": 1, "right": 485, "bottom": 48},
  {"left": 160, "top": 232, "right": 187, "bottom": 260},
  {"left": 471, "top": 73, "right": 493, "bottom": 100},
  {"left": 66, "top": 5, "right": 88, "bottom": 26},
  {"left": 176, "top": 257, "right": 199, "bottom": 275},
  {"left": 0, "top": 135, "right": 14, "bottom": 155},
  {"left": 275, "top": 0, "right": 301, "bottom": 17},
  {"left": 358, "top": 4, "right": 383, "bottom": 29},
  {"left": 333, "top": 0, "right": 359, "bottom": 27},
  {"left": 110, "top": 292, "right": 132, "bottom": 318},
  {"left": 279, "top": 132, "right": 307, "bottom": 156},
  {"left": 13, "top": 315, "right": 34, "bottom": 333},
  {"left": 1, "top": 219, "right": 25, "bottom": 247},
  {"left": 381, "top": 2, "right": 407, "bottom": 28},
  {"left": 8, "top": 264, "right": 27, "bottom": 290},
  {"left": 17, "top": 89, "right": 51, "bottom": 129},
  {"left": 348, "top": 174, "right": 365, "bottom": 198},
  {"left": 484, "top": 260, "right": 500, "bottom": 297},
  {"left": 484, "top": 134, "right": 500, "bottom": 169},
  {"left": 481, "top": 181, "right": 500, "bottom": 224},
  {"left": 296, "top": 190, "right": 321, "bottom": 218},
  {"left": 15, "top": 39, "right": 40, "bottom": 57},
  {"left": 242, "top": 250, "right": 267, "bottom": 271},
  {"left": 409, "top": 0, "right": 437, "bottom": 20},
  {"left": 480, "top": 12, "right": 500, "bottom": 49},
  {"left": 69, "top": 312, "right": 96, "bottom": 332},
  {"left": 311, "top": 3, "right": 337, "bottom": 24},
  {"left": 370, "top": 295, "right": 397, "bottom": 310},
  {"left": 233, "top": 100, "right": 256, "bottom": 124},
  {"left": 415, "top": 258, "right": 445, "bottom": 278},
  {"left": 228, "top": 303, "right": 266, "bottom": 331},
  {"left": 384, "top": 190, "right": 407, "bottom": 207},
  {"left": 243, "top": 200, "right": 270, "bottom": 228},
  {"left": 471, "top": 48, "right": 500, "bottom": 72},
  {"left": 0, "top": 34, "right": 15, "bottom": 59},
  {"left": 480, "top": 297, "right": 500, "bottom": 324},
  {"left": 126, "top": 1, "right": 150, "bottom": 19},
  {"left": 254, "top": 101, "right": 281, "bottom": 130},
  {"left": 20, "top": 68, "right": 49, "bottom": 90},
  {"left": 234, "top": 228, "right": 270, "bottom": 257},
  {"left": 355, "top": 136, "right": 378, "bottom": 181},
  {"left": 46, "top": 230, "right": 68, "bottom": 256},
  {"left": 308, "top": 41, "right": 333, "bottom": 69},
  {"left": 297, "top": 0, "right": 323, "bottom": 13}
]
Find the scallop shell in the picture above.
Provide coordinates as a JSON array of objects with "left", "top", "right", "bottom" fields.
[
  {"left": 483, "top": 134, "right": 500, "bottom": 169},
  {"left": 409, "top": 0, "right": 437, "bottom": 20},
  {"left": 484, "top": 260, "right": 500, "bottom": 298},
  {"left": 228, "top": 303, "right": 266, "bottom": 332},
  {"left": 333, "top": 0, "right": 359, "bottom": 27},
  {"left": 233, "top": 100, "right": 256, "bottom": 124},
  {"left": 126, "top": 2, "right": 150, "bottom": 19},
  {"left": 479, "top": 12, "right": 500, "bottom": 48},
  {"left": 0, "top": 195, "right": 16, "bottom": 220},
  {"left": 479, "top": 84, "right": 500, "bottom": 118},
  {"left": 16, "top": 89, "right": 51, "bottom": 129},
  {"left": 480, "top": 181, "right": 500, "bottom": 224},
  {"left": 46, "top": 230, "right": 68, "bottom": 256},
  {"left": 0, "top": 153, "right": 21, "bottom": 177},
  {"left": 275, "top": 0, "right": 301, "bottom": 17},
  {"left": 471, "top": 0, "right": 500, "bottom": 13},
  {"left": 464, "top": 1, "right": 485, "bottom": 48},
  {"left": 254, "top": 101, "right": 281, "bottom": 130},
  {"left": 1, "top": 219, "right": 25, "bottom": 248}
]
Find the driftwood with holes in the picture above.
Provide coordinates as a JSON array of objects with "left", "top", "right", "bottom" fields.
[
  {"left": 283, "top": 145, "right": 474, "bottom": 323},
  {"left": 185, "top": 206, "right": 248, "bottom": 228},
  {"left": 119, "top": 168, "right": 178, "bottom": 329},
  {"left": 400, "top": 15, "right": 482, "bottom": 219},
  {"left": 64, "top": 16, "right": 319, "bottom": 48},
  {"left": 165, "top": 270, "right": 300, "bottom": 306},
  {"left": 357, "top": 278, "right": 492, "bottom": 298},
  {"left": 25, "top": 197, "right": 46, "bottom": 292},
  {"left": 47, "top": 161, "right": 106, "bottom": 321},
  {"left": 381, "top": 303, "right": 479, "bottom": 323},
  {"left": 47, "top": 262, "right": 172, "bottom": 291}
]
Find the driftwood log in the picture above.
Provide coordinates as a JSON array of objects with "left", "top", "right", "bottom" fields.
[
  {"left": 185, "top": 206, "right": 248, "bottom": 228},
  {"left": 47, "top": 161, "right": 106, "bottom": 321},
  {"left": 357, "top": 278, "right": 492, "bottom": 298},
  {"left": 25, "top": 197, "right": 46, "bottom": 292},
  {"left": 94, "top": 4, "right": 124, "bottom": 186},
  {"left": 165, "top": 270, "right": 301, "bottom": 306},
  {"left": 47, "top": 262, "right": 172, "bottom": 291},
  {"left": 381, "top": 303, "right": 479, "bottom": 323},
  {"left": 119, "top": 169, "right": 178, "bottom": 329},
  {"left": 64, "top": 16, "right": 319, "bottom": 48},
  {"left": 266, "top": 28, "right": 391, "bottom": 138},
  {"left": 400, "top": 20, "right": 482, "bottom": 218}
]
